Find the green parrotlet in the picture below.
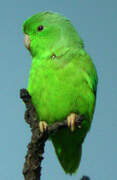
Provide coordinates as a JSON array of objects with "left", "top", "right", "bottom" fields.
[{"left": 22, "top": 11, "right": 98, "bottom": 174}]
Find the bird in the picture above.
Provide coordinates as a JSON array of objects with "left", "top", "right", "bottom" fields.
[{"left": 22, "top": 11, "right": 98, "bottom": 174}]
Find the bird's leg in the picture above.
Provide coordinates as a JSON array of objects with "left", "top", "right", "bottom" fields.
[
  {"left": 39, "top": 121, "right": 48, "bottom": 133},
  {"left": 67, "top": 113, "right": 77, "bottom": 132}
]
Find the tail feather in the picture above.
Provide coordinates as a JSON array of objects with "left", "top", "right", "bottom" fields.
[{"left": 51, "top": 128, "right": 82, "bottom": 174}]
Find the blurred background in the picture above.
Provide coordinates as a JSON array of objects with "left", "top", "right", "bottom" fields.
[{"left": 0, "top": 0, "right": 116, "bottom": 179}]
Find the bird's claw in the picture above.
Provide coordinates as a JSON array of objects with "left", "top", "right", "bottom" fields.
[
  {"left": 67, "top": 113, "right": 77, "bottom": 132},
  {"left": 39, "top": 121, "right": 48, "bottom": 133}
]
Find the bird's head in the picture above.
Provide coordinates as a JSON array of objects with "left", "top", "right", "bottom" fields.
[{"left": 22, "top": 11, "right": 83, "bottom": 58}]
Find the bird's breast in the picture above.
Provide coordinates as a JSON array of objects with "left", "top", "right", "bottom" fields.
[{"left": 27, "top": 60, "right": 95, "bottom": 124}]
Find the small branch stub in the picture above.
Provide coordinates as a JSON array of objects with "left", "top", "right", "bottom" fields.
[{"left": 80, "top": 176, "right": 90, "bottom": 180}]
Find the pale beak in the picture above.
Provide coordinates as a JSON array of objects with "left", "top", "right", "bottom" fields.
[{"left": 24, "top": 34, "right": 30, "bottom": 50}]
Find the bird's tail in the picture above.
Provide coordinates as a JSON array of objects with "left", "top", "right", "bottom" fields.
[{"left": 51, "top": 128, "right": 82, "bottom": 174}]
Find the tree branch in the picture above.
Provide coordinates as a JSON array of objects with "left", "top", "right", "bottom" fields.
[
  {"left": 20, "top": 88, "right": 90, "bottom": 180},
  {"left": 80, "top": 176, "right": 90, "bottom": 180}
]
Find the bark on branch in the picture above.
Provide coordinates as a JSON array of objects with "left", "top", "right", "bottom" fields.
[
  {"left": 80, "top": 176, "right": 90, "bottom": 180},
  {"left": 20, "top": 88, "right": 90, "bottom": 180}
]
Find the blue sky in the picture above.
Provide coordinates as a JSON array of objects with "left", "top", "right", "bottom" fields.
[{"left": 0, "top": 0, "right": 117, "bottom": 180}]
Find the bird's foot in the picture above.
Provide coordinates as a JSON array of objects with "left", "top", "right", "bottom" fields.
[
  {"left": 67, "top": 113, "right": 77, "bottom": 132},
  {"left": 39, "top": 121, "right": 48, "bottom": 133}
]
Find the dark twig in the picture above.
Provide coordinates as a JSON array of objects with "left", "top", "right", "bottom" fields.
[
  {"left": 80, "top": 176, "right": 90, "bottom": 180},
  {"left": 20, "top": 88, "right": 87, "bottom": 180}
]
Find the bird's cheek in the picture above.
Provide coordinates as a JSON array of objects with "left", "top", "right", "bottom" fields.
[{"left": 24, "top": 34, "right": 30, "bottom": 50}]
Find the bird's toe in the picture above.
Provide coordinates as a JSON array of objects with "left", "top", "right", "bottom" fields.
[
  {"left": 67, "top": 113, "right": 77, "bottom": 132},
  {"left": 39, "top": 121, "right": 48, "bottom": 133}
]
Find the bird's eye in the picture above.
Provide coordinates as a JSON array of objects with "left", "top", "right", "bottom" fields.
[{"left": 37, "top": 25, "right": 44, "bottom": 31}]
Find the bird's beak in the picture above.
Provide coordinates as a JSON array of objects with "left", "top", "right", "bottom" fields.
[{"left": 24, "top": 34, "right": 30, "bottom": 50}]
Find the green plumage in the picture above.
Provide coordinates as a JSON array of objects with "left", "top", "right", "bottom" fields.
[{"left": 22, "top": 11, "right": 98, "bottom": 174}]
